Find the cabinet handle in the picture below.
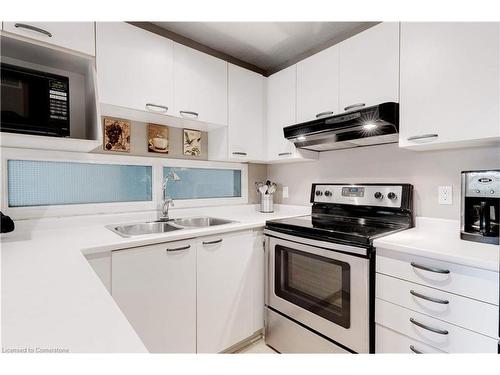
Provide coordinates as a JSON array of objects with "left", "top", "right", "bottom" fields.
[
  {"left": 315, "top": 111, "right": 334, "bottom": 118},
  {"left": 166, "top": 245, "right": 191, "bottom": 252},
  {"left": 232, "top": 152, "right": 247, "bottom": 156},
  {"left": 202, "top": 239, "right": 223, "bottom": 245},
  {"left": 410, "top": 290, "right": 449, "bottom": 305},
  {"left": 344, "top": 103, "right": 365, "bottom": 111},
  {"left": 278, "top": 152, "right": 292, "bottom": 157},
  {"left": 409, "top": 345, "right": 423, "bottom": 354},
  {"left": 179, "top": 110, "right": 199, "bottom": 119},
  {"left": 14, "top": 23, "right": 52, "bottom": 37},
  {"left": 407, "top": 134, "right": 439, "bottom": 141},
  {"left": 411, "top": 262, "right": 450, "bottom": 274},
  {"left": 146, "top": 103, "right": 168, "bottom": 112},
  {"left": 409, "top": 318, "right": 448, "bottom": 335}
]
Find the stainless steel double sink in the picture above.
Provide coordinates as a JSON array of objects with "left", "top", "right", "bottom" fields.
[{"left": 106, "top": 216, "right": 236, "bottom": 237}]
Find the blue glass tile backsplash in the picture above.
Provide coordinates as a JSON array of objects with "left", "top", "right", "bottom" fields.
[
  {"left": 163, "top": 167, "right": 241, "bottom": 199},
  {"left": 8, "top": 160, "right": 152, "bottom": 207}
]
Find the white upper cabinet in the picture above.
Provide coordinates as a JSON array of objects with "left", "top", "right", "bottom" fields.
[
  {"left": 173, "top": 43, "right": 228, "bottom": 126},
  {"left": 399, "top": 23, "right": 500, "bottom": 149},
  {"left": 296, "top": 45, "right": 340, "bottom": 123},
  {"left": 3, "top": 22, "right": 95, "bottom": 56},
  {"left": 339, "top": 22, "right": 399, "bottom": 111},
  {"left": 227, "top": 64, "right": 265, "bottom": 161},
  {"left": 266, "top": 65, "right": 318, "bottom": 162},
  {"left": 96, "top": 22, "right": 174, "bottom": 115}
]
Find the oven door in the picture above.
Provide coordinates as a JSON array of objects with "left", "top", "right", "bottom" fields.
[{"left": 265, "top": 230, "right": 370, "bottom": 353}]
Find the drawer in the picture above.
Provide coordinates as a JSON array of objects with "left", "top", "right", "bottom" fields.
[
  {"left": 376, "top": 273, "right": 499, "bottom": 337},
  {"left": 376, "top": 249, "right": 499, "bottom": 305},
  {"left": 376, "top": 324, "right": 444, "bottom": 353},
  {"left": 375, "top": 298, "right": 498, "bottom": 353}
]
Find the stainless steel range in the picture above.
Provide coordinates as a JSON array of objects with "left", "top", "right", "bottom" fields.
[{"left": 264, "top": 183, "right": 414, "bottom": 353}]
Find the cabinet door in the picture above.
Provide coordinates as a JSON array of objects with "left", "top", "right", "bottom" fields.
[
  {"left": 197, "top": 231, "right": 264, "bottom": 353},
  {"left": 297, "top": 45, "right": 340, "bottom": 123},
  {"left": 3, "top": 22, "right": 95, "bottom": 55},
  {"left": 227, "top": 64, "right": 265, "bottom": 161},
  {"left": 266, "top": 65, "right": 298, "bottom": 159},
  {"left": 399, "top": 23, "right": 500, "bottom": 149},
  {"left": 173, "top": 43, "right": 228, "bottom": 125},
  {"left": 96, "top": 22, "right": 174, "bottom": 114},
  {"left": 339, "top": 22, "right": 399, "bottom": 111},
  {"left": 111, "top": 240, "right": 196, "bottom": 353}
]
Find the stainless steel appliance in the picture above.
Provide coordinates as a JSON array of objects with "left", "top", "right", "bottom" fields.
[
  {"left": 264, "top": 183, "right": 414, "bottom": 353},
  {"left": 283, "top": 102, "right": 398, "bottom": 152},
  {"left": 461, "top": 170, "right": 499, "bottom": 245},
  {"left": 1, "top": 63, "right": 70, "bottom": 137}
]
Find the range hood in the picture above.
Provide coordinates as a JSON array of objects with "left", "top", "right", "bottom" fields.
[{"left": 284, "top": 102, "right": 399, "bottom": 152}]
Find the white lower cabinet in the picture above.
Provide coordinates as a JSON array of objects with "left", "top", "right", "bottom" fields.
[
  {"left": 111, "top": 239, "right": 197, "bottom": 353},
  {"left": 197, "top": 230, "right": 264, "bottom": 353},
  {"left": 111, "top": 230, "right": 264, "bottom": 353},
  {"left": 375, "top": 249, "right": 499, "bottom": 353}
]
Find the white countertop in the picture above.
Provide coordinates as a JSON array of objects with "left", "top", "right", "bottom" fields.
[
  {"left": 373, "top": 217, "right": 499, "bottom": 272},
  {"left": 0, "top": 204, "right": 310, "bottom": 353}
]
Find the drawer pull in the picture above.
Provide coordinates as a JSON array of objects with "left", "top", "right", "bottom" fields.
[
  {"left": 316, "top": 111, "right": 334, "bottom": 118},
  {"left": 278, "top": 152, "right": 292, "bottom": 157},
  {"left": 202, "top": 239, "right": 223, "bottom": 245},
  {"left": 409, "top": 317, "right": 448, "bottom": 335},
  {"left": 409, "top": 345, "right": 423, "bottom": 354},
  {"left": 179, "top": 110, "right": 199, "bottom": 119},
  {"left": 410, "top": 290, "right": 449, "bottom": 305},
  {"left": 166, "top": 245, "right": 191, "bottom": 252},
  {"left": 14, "top": 23, "right": 52, "bottom": 37},
  {"left": 232, "top": 152, "right": 247, "bottom": 156},
  {"left": 407, "top": 134, "right": 438, "bottom": 142},
  {"left": 411, "top": 262, "right": 450, "bottom": 274},
  {"left": 146, "top": 103, "right": 168, "bottom": 112},
  {"left": 344, "top": 103, "right": 365, "bottom": 111}
]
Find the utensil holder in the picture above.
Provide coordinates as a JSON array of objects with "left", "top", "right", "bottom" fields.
[{"left": 260, "top": 194, "right": 274, "bottom": 213}]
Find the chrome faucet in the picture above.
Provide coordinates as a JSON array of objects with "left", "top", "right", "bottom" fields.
[{"left": 160, "top": 171, "right": 181, "bottom": 221}]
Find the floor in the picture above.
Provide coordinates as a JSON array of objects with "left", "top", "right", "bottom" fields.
[{"left": 237, "top": 339, "right": 277, "bottom": 354}]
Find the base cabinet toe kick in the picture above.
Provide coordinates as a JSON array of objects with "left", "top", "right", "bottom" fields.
[{"left": 375, "top": 248, "right": 499, "bottom": 353}]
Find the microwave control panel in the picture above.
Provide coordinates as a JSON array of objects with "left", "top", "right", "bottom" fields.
[{"left": 48, "top": 79, "right": 69, "bottom": 122}]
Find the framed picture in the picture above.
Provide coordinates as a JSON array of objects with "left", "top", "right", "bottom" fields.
[
  {"left": 183, "top": 128, "right": 202, "bottom": 156},
  {"left": 148, "top": 123, "right": 169, "bottom": 153},
  {"left": 103, "top": 117, "right": 130, "bottom": 152}
]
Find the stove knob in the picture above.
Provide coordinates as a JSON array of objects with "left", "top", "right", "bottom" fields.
[
  {"left": 387, "top": 192, "right": 397, "bottom": 200},
  {"left": 476, "top": 189, "right": 481, "bottom": 193},
  {"left": 374, "top": 192, "right": 383, "bottom": 200},
  {"left": 315, "top": 190, "right": 323, "bottom": 197},
  {"left": 324, "top": 190, "right": 332, "bottom": 197},
  {"left": 491, "top": 190, "right": 495, "bottom": 194}
]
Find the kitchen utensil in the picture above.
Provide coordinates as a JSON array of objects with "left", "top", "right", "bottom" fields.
[
  {"left": 268, "top": 183, "right": 277, "bottom": 194},
  {"left": 259, "top": 185, "right": 268, "bottom": 195}
]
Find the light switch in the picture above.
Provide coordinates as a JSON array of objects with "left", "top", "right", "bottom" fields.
[
  {"left": 438, "top": 186, "right": 452, "bottom": 205},
  {"left": 282, "top": 186, "right": 289, "bottom": 199}
]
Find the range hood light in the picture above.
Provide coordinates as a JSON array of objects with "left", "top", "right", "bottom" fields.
[
  {"left": 362, "top": 122, "right": 377, "bottom": 130},
  {"left": 297, "top": 135, "right": 307, "bottom": 141}
]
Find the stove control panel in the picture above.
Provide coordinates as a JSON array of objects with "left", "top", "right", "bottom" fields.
[{"left": 312, "top": 184, "right": 404, "bottom": 208}]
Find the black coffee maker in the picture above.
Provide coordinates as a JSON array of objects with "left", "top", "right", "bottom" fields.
[{"left": 461, "top": 170, "right": 499, "bottom": 245}]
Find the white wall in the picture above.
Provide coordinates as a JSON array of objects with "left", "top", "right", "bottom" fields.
[{"left": 268, "top": 143, "right": 499, "bottom": 219}]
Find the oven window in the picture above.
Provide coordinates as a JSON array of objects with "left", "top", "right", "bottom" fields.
[{"left": 275, "top": 245, "right": 350, "bottom": 328}]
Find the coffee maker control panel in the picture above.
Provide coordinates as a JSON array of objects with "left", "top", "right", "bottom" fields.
[{"left": 463, "top": 171, "right": 500, "bottom": 198}]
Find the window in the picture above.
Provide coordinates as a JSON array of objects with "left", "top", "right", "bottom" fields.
[
  {"left": 163, "top": 167, "right": 242, "bottom": 200},
  {"left": 7, "top": 160, "right": 152, "bottom": 207}
]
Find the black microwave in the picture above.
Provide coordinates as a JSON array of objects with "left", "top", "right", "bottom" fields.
[{"left": 1, "top": 63, "right": 70, "bottom": 137}]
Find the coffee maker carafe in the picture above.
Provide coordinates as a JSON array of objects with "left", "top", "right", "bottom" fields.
[{"left": 461, "top": 170, "right": 499, "bottom": 245}]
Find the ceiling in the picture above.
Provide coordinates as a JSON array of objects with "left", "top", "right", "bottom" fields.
[{"left": 152, "top": 22, "right": 378, "bottom": 75}]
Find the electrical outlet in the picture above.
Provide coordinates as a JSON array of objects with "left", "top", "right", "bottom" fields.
[
  {"left": 438, "top": 186, "right": 453, "bottom": 205},
  {"left": 282, "top": 186, "right": 289, "bottom": 199}
]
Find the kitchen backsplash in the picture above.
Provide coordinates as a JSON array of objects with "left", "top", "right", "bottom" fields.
[{"left": 267, "top": 143, "right": 499, "bottom": 220}]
